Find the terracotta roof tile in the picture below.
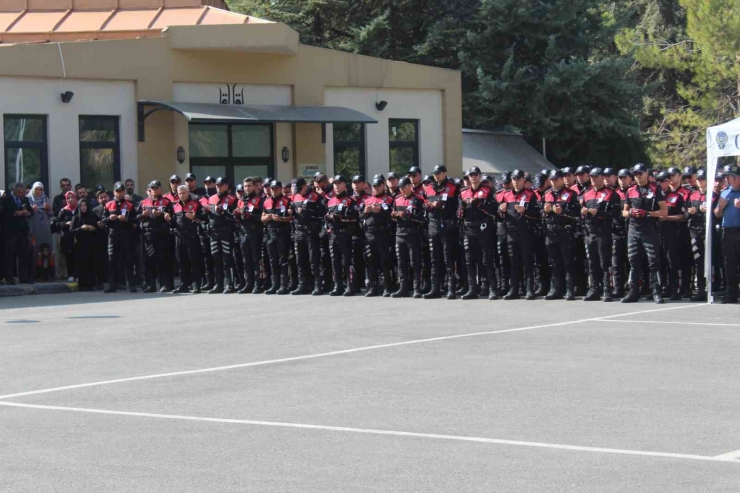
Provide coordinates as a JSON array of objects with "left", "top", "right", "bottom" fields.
[
  {"left": 9, "top": 11, "right": 69, "bottom": 33},
  {"left": 55, "top": 9, "right": 113, "bottom": 32}
]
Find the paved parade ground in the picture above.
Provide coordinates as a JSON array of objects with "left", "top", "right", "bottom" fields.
[{"left": 1, "top": 293, "right": 739, "bottom": 492}]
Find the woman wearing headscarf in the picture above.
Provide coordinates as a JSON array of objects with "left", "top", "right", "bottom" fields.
[
  {"left": 26, "top": 182, "right": 53, "bottom": 280},
  {"left": 54, "top": 191, "right": 78, "bottom": 282},
  {"left": 71, "top": 198, "right": 102, "bottom": 291}
]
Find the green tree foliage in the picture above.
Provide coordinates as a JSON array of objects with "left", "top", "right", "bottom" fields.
[
  {"left": 229, "top": 0, "right": 655, "bottom": 167},
  {"left": 617, "top": 0, "right": 740, "bottom": 168}
]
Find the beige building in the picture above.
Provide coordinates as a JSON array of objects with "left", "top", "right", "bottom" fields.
[{"left": 0, "top": 0, "right": 462, "bottom": 193}]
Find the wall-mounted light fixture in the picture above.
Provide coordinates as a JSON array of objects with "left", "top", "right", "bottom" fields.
[
  {"left": 176, "top": 146, "right": 185, "bottom": 164},
  {"left": 375, "top": 100, "right": 388, "bottom": 111},
  {"left": 61, "top": 91, "right": 74, "bottom": 104},
  {"left": 281, "top": 146, "right": 290, "bottom": 163}
]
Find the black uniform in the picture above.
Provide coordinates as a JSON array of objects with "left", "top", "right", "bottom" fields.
[
  {"left": 171, "top": 197, "right": 206, "bottom": 292},
  {"left": 659, "top": 188, "right": 686, "bottom": 299},
  {"left": 424, "top": 179, "right": 459, "bottom": 297},
  {"left": 137, "top": 196, "right": 175, "bottom": 292},
  {"left": 500, "top": 187, "right": 540, "bottom": 298},
  {"left": 206, "top": 192, "right": 237, "bottom": 291},
  {"left": 235, "top": 193, "right": 265, "bottom": 292},
  {"left": 325, "top": 191, "right": 358, "bottom": 295},
  {"left": 360, "top": 192, "right": 395, "bottom": 295},
  {"left": 291, "top": 189, "right": 324, "bottom": 294},
  {"left": 542, "top": 187, "right": 580, "bottom": 298},
  {"left": 623, "top": 183, "right": 665, "bottom": 301},
  {"left": 263, "top": 194, "right": 293, "bottom": 294},
  {"left": 458, "top": 184, "right": 497, "bottom": 298},
  {"left": 101, "top": 198, "right": 137, "bottom": 291},
  {"left": 392, "top": 191, "right": 426, "bottom": 296},
  {"left": 611, "top": 188, "right": 629, "bottom": 297},
  {"left": 580, "top": 186, "right": 621, "bottom": 299}
]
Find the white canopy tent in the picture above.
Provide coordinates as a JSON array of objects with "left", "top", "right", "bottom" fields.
[{"left": 704, "top": 118, "right": 739, "bottom": 303}]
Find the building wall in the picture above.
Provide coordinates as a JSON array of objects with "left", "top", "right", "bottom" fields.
[
  {"left": 0, "top": 29, "right": 462, "bottom": 192},
  {"left": 0, "top": 76, "right": 137, "bottom": 191},
  {"left": 323, "top": 87, "right": 444, "bottom": 178}
]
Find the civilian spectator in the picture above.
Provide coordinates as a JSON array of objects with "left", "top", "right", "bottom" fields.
[
  {"left": 52, "top": 178, "right": 72, "bottom": 279},
  {"left": 71, "top": 198, "right": 104, "bottom": 291},
  {"left": 124, "top": 179, "right": 144, "bottom": 207},
  {"left": 1, "top": 182, "right": 33, "bottom": 284},
  {"left": 27, "top": 182, "right": 53, "bottom": 281},
  {"left": 55, "top": 191, "right": 78, "bottom": 282}
]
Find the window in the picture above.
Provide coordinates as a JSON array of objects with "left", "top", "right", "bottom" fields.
[
  {"left": 4, "top": 115, "right": 48, "bottom": 188},
  {"left": 189, "top": 123, "right": 273, "bottom": 184},
  {"left": 79, "top": 116, "right": 121, "bottom": 189},
  {"left": 333, "top": 123, "right": 365, "bottom": 178},
  {"left": 389, "top": 119, "right": 419, "bottom": 174}
]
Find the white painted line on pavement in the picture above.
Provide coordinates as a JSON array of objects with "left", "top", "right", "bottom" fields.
[
  {"left": 600, "top": 319, "right": 740, "bottom": 328},
  {"left": 0, "top": 304, "right": 698, "bottom": 401},
  {"left": 714, "top": 449, "right": 740, "bottom": 461},
  {"left": 0, "top": 401, "right": 735, "bottom": 464}
]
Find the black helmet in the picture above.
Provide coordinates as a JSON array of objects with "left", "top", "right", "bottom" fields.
[
  {"left": 407, "top": 166, "right": 422, "bottom": 175},
  {"left": 371, "top": 177, "right": 384, "bottom": 187},
  {"left": 631, "top": 163, "right": 649, "bottom": 174},
  {"left": 398, "top": 176, "right": 412, "bottom": 187},
  {"left": 235, "top": 184, "right": 243, "bottom": 192},
  {"left": 667, "top": 167, "right": 681, "bottom": 176},
  {"left": 603, "top": 168, "right": 616, "bottom": 176},
  {"left": 169, "top": 174, "right": 181, "bottom": 183},
  {"left": 682, "top": 165, "right": 697, "bottom": 177},
  {"left": 387, "top": 172, "right": 399, "bottom": 180},
  {"left": 148, "top": 180, "right": 161, "bottom": 189},
  {"left": 590, "top": 167, "right": 604, "bottom": 177},
  {"left": 433, "top": 165, "right": 447, "bottom": 174},
  {"left": 617, "top": 168, "right": 632, "bottom": 178},
  {"left": 113, "top": 181, "right": 125, "bottom": 191},
  {"left": 185, "top": 172, "right": 196, "bottom": 181},
  {"left": 561, "top": 167, "right": 574, "bottom": 175},
  {"left": 215, "top": 177, "right": 228, "bottom": 186},
  {"left": 549, "top": 169, "right": 564, "bottom": 179},
  {"left": 501, "top": 171, "right": 513, "bottom": 184},
  {"left": 351, "top": 174, "right": 365, "bottom": 183},
  {"left": 204, "top": 176, "right": 215, "bottom": 184},
  {"left": 292, "top": 177, "right": 307, "bottom": 189},
  {"left": 333, "top": 175, "right": 347, "bottom": 184},
  {"left": 467, "top": 166, "right": 482, "bottom": 176},
  {"left": 696, "top": 169, "right": 707, "bottom": 180},
  {"left": 422, "top": 174, "right": 433, "bottom": 184},
  {"left": 511, "top": 169, "right": 525, "bottom": 180},
  {"left": 656, "top": 171, "right": 671, "bottom": 182},
  {"left": 269, "top": 180, "right": 282, "bottom": 188},
  {"left": 373, "top": 173, "right": 386, "bottom": 182},
  {"left": 575, "top": 165, "right": 591, "bottom": 175}
]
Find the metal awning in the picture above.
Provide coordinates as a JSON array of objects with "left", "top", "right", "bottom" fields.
[{"left": 138, "top": 100, "right": 377, "bottom": 141}]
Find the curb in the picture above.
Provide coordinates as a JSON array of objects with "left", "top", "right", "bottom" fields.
[{"left": 0, "top": 282, "right": 79, "bottom": 298}]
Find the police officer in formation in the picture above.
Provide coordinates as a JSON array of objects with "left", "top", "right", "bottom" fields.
[{"left": 90, "top": 163, "right": 739, "bottom": 304}]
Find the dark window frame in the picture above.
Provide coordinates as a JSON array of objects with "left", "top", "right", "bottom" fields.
[
  {"left": 189, "top": 122, "right": 275, "bottom": 185},
  {"left": 79, "top": 115, "right": 121, "bottom": 187},
  {"left": 388, "top": 118, "right": 419, "bottom": 173},
  {"left": 333, "top": 123, "right": 366, "bottom": 178},
  {"left": 4, "top": 114, "right": 48, "bottom": 188}
]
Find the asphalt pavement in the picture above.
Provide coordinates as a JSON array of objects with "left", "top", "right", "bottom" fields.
[{"left": 1, "top": 292, "right": 738, "bottom": 492}]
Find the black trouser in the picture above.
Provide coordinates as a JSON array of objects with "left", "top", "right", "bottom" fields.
[
  {"left": 267, "top": 230, "right": 290, "bottom": 289},
  {"left": 318, "top": 229, "right": 333, "bottom": 290},
  {"left": 210, "top": 229, "right": 234, "bottom": 289},
  {"left": 507, "top": 229, "right": 534, "bottom": 293},
  {"left": 108, "top": 234, "right": 134, "bottom": 288},
  {"left": 75, "top": 234, "right": 103, "bottom": 289},
  {"left": 239, "top": 230, "right": 263, "bottom": 287},
  {"left": 351, "top": 235, "right": 366, "bottom": 291},
  {"left": 330, "top": 230, "right": 352, "bottom": 288},
  {"left": 496, "top": 229, "right": 510, "bottom": 293},
  {"left": 396, "top": 232, "right": 421, "bottom": 291},
  {"left": 232, "top": 231, "right": 245, "bottom": 286},
  {"left": 546, "top": 226, "right": 576, "bottom": 294},
  {"left": 132, "top": 230, "right": 146, "bottom": 286},
  {"left": 678, "top": 226, "right": 693, "bottom": 294},
  {"left": 4, "top": 233, "right": 31, "bottom": 283},
  {"left": 198, "top": 229, "right": 214, "bottom": 287},
  {"left": 295, "top": 226, "right": 321, "bottom": 285},
  {"left": 143, "top": 230, "right": 174, "bottom": 290},
  {"left": 660, "top": 227, "right": 681, "bottom": 295},
  {"left": 176, "top": 234, "right": 202, "bottom": 289},
  {"left": 463, "top": 226, "right": 495, "bottom": 294},
  {"left": 533, "top": 228, "right": 550, "bottom": 293},
  {"left": 627, "top": 226, "right": 661, "bottom": 289},
  {"left": 364, "top": 229, "right": 392, "bottom": 290},
  {"left": 689, "top": 229, "right": 706, "bottom": 294},
  {"left": 722, "top": 228, "right": 740, "bottom": 297},
  {"left": 429, "top": 222, "right": 456, "bottom": 291},
  {"left": 574, "top": 230, "right": 588, "bottom": 295},
  {"left": 611, "top": 234, "right": 628, "bottom": 294},
  {"left": 420, "top": 229, "right": 431, "bottom": 288},
  {"left": 586, "top": 229, "right": 612, "bottom": 292}
]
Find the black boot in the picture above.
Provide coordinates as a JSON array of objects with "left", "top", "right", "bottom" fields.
[
  {"left": 601, "top": 273, "right": 613, "bottom": 302},
  {"left": 391, "top": 282, "right": 411, "bottom": 298},
  {"left": 383, "top": 269, "right": 395, "bottom": 297},
  {"left": 173, "top": 284, "right": 190, "bottom": 294},
  {"left": 191, "top": 283, "right": 201, "bottom": 294},
  {"left": 651, "top": 272, "right": 664, "bottom": 304},
  {"left": 461, "top": 267, "right": 479, "bottom": 300},
  {"left": 424, "top": 276, "right": 441, "bottom": 299},
  {"left": 208, "top": 285, "right": 224, "bottom": 294},
  {"left": 329, "top": 277, "right": 344, "bottom": 296},
  {"left": 223, "top": 285, "right": 236, "bottom": 294},
  {"left": 291, "top": 277, "right": 308, "bottom": 295},
  {"left": 486, "top": 265, "right": 498, "bottom": 300},
  {"left": 446, "top": 270, "right": 456, "bottom": 300},
  {"left": 276, "top": 270, "right": 291, "bottom": 295},
  {"left": 525, "top": 276, "right": 536, "bottom": 301},
  {"left": 265, "top": 274, "right": 280, "bottom": 295},
  {"left": 621, "top": 284, "right": 640, "bottom": 303},
  {"left": 690, "top": 277, "right": 707, "bottom": 302},
  {"left": 238, "top": 283, "right": 252, "bottom": 294},
  {"left": 583, "top": 274, "right": 601, "bottom": 301},
  {"left": 545, "top": 276, "right": 563, "bottom": 300}
]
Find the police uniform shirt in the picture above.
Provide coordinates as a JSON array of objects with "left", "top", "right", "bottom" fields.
[{"left": 720, "top": 186, "right": 740, "bottom": 228}]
